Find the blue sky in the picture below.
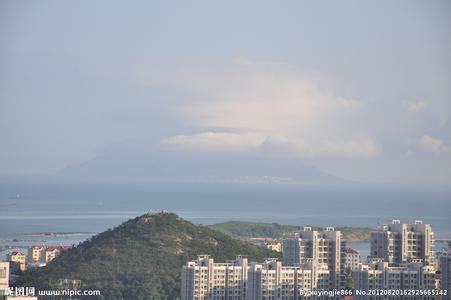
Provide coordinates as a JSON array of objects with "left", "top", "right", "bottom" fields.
[{"left": 1, "top": 0, "right": 450, "bottom": 184}]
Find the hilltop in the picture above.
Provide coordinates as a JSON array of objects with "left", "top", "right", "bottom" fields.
[
  {"left": 15, "top": 212, "right": 279, "bottom": 299},
  {"left": 208, "top": 221, "right": 372, "bottom": 242}
]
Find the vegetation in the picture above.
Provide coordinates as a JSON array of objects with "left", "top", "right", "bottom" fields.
[
  {"left": 15, "top": 213, "right": 279, "bottom": 299},
  {"left": 208, "top": 221, "right": 300, "bottom": 239},
  {"left": 345, "top": 267, "right": 355, "bottom": 289},
  {"left": 208, "top": 221, "right": 372, "bottom": 242},
  {"left": 335, "top": 226, "right": 373, "bottom": 242}
]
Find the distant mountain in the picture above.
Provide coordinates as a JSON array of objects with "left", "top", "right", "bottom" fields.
[
  {"left": 58, "top": 139, "right": 344, "bottom": 184},
  {"left": 15, "top": 212, "right": 279, "bottom": 299},
  {"left": 209, "top": 221, "right": 372, "bottom": 242}
]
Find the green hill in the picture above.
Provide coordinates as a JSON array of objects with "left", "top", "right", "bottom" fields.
[
  {"left": 208, "top": 221, "right": 372, "bottom": 242},
  {"left": 208, "top": 221, "right": 300, "bottom": 239},
  {"left": 14, "top": 212, "right": 279, "bottom": 299}
]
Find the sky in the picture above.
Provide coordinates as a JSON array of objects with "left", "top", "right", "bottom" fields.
[{"left": 1, "top": 0, "right": 451, "bottom": 185}]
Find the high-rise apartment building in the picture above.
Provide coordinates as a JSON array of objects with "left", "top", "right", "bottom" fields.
[
  {"left": 282, "top": 236, "right": 306, "bottom": 266},
  {"left": 182, "top": 256, "right": 333, "bottom": 300},
  {"left": 181, "top": 255, "right": 248, "bottom": 300},
  {"left": 282, "top": 226, "right": 344, "bottom": 289},
  {"left": 353, "top": 259, "right": 436, "bottom": 300},
  {"left": 439, "top": 251, "right": 451, "bottom": 300},
  {"left": 353, "top": 259, "right": 437, "bottom": 300},
  {"left": 370, "top": 220, "right": 435, "bottom": 266},
  {"left": 247, "top": 258, "right": 330, "bottom": 300},
  {"left": 344, "top": 248, "right": 360, "bottom": 271}
]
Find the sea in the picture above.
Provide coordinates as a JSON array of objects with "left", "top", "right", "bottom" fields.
[{"left": 1, "top": 178, "right": 450, "bottom": 259}]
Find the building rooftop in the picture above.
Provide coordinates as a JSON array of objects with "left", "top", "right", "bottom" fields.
[
  {"left": 346, "top": 248, "right": 359, "bottom": 255},
  {"left": 264, "top": 240, "right": 280, "bottom": 245}
]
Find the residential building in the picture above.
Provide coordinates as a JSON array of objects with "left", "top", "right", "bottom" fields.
[
  {"left": 370, "top": 220, "right": 435, "bottom": 266},
  {"left": 0, "top": 261, "right": 38, "bottom": 299},
  {"left": 44, "top": 247, "right": 61, "bottom": 263},
  {"left": 27, "top": 246, "right": 70, "bottom": 266},
  {"left": 247, "top": 258, "right": 330, "bottom": 300},
  {"left": 58, "top": 278, "right": 82, "bottom": 289},
  {"left": 282, "top": 235, "right": 306, "bottom": 266},
  {"left": 28, "top": 246, "right": 45, "bottom": 263},
  {"left": 0, "top": 262, "right": 9, "bottom": 290},
  {"left": 439, "top": 251, "right": 451, "bottom": 299},
  {"left": 264, "top": 240, "right": 282, "bottom": 252},
  {"left": 282, "top": 226, "right": 344, "bottom": 289},
  {"left": 353, "top": 259, "right": 436, "bottom": 300},
  {"left": 344, "top": 248, "right": 360, "bottom": 271},
  {"left": 181, "top": 255, "right": 248, "bottom": 300},
  {"left": 182, "top": 255, "right": 333, "bottom": 300},
  {"left": 7, "top": 252, "right": 26, "bottom": 271}
]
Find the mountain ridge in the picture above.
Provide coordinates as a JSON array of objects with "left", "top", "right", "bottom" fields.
[{"left": 57, "top": 139, "right": 346, "bottom": 184}]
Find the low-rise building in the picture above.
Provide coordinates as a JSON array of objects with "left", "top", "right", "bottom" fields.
[
  {"left": 0, "top": 262, "right": 9, "bottom": 290},
  {"left": 263, "top": 240, "right": 282, "bottom": 252},
  {"left": 0, "top": 261, "right": 38, "bottom": 299},
  {"left": 28, "top": 246, "right": 45, "bottom": 263},
  {"left": 44, "top": 247, "right": 61, "bottom": 263},
  {"left": 58, "top": 278, "right": 82, "bottom": 289},
  {"left": 27, "top": 246, "right": 71, "bottom": 265},
  {"left": 7, "top": 251, "right": 26, "bottom": 271}
]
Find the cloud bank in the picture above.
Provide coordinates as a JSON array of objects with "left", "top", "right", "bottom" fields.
[
  {"left": 156, "top": 61, "right": 381, "bottom": 159},
  {"left": 408, "top": 101, "right": 428, "bottom": 113},
  {"left": 420, "top": 135, "right": 451, "bottom": 155}
]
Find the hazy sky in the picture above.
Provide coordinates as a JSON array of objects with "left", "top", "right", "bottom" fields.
[{"left": 1, "top": 0, "right": 450, "bottom": 185}]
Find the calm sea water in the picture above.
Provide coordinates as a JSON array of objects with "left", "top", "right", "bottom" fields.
[{"left": 1, "top": 179, "right": 450, "bottom": 243}]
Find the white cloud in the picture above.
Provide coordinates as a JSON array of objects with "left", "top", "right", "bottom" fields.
[
  {"left": 337, "top": 97, "right": 361, "bottom": 109},
  {"left": 233, "top": 56, "right": 256, "bottom": 66},
  {"left": 258, "top": 135, "right": 380, "bottom": 158},
  {"left": 408, "top": 101, "right": 428, "bottom": 113},
  {"left": 162, "top": 131, "right": 380, "bottom": 159},
  {"left": 146, "top": 62, "right": 381, "bottom": 158},
  {"left": 420, "top": 135, "right": 451, "bottom": 155}
]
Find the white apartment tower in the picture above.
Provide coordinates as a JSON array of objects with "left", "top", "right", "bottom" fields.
[
  {"left": 282, "top": 236, "right": 306, "bottom": 266},
  {"left": 182, "top": 256, "right": 332, "bottom": 300},
  {"left": 282, "top": 226, "right": 344, "bottom": 289},
  {"left": 181, "top": 255, "right": 248, "bottom": 300},
  {"left": 353, "top": 259, "right": 436, "bottom": 300},
  {"left": 439, "top": 251, "right": 451, "bottom": 299},
  {"left": 370, "top": 220, "right": 435, "bottom": 266},
  {"left": 247, "top": 258, "right": 330, "bottom": 300}
]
